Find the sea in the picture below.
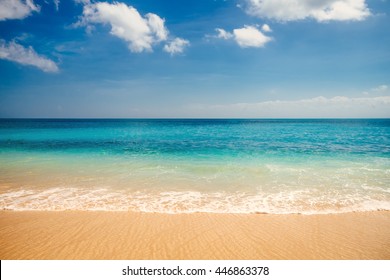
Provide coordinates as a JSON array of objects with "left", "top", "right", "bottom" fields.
[{"left": 0, "top": 119, "right": 389, "bottom": 214}]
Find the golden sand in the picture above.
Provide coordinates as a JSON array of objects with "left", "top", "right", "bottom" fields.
[{"left": 0, "top": 211, "right": 389, "bottom": 260}]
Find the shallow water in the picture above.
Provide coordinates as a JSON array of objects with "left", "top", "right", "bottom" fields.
[{"left": 0, "top": 119, "right": 389, "bottom": 213}]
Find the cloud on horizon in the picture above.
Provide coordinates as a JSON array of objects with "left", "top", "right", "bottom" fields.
[
  {"left": 371, "top": 85, "right": 389, "bottom": 93},
  {"left": 0, "top": 40, "right": 59, "bottom": 72},
  {"left": 188, "top": 95, "right": 390, "bottom": 118},
  {"left": 363, "top": 84, "right": 389, "bottom": 96},
  {"left": 244, "top": 0, "right": 371, "bottom": 22}
]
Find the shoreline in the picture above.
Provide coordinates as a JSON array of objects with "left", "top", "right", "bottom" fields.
[{"left": 0, "top": 210, "right": 389, "bottom": 260}]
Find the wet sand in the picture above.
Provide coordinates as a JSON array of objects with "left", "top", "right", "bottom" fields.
[{"left": 0, "top": 211, "right": 389, "bottom": 259}]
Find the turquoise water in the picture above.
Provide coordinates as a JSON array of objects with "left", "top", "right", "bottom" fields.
[{"left": 0, "top": 119, "right": 389, "bottom": 214}]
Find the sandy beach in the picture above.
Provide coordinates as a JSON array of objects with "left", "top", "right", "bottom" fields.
[{"left": 0, "top": 210, "right": 389, "bottom": 260}]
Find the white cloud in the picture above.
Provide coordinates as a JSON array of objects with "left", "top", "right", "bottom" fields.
[
  {"left": 261, "top": 24, "right": 272, "bottom": 32},
  {"left": 0, "top": 0, "right": 40, "bottom": 21},
  {"left": 216, "top": 25, "right": 272, "bottom": 48},
  {"left": 233, "top": 25, "right": 272, "bottom": 47},
  {"left": 188, "top": 96, "right": 390, "bottom": 118},
  {"left": 80, "top": 2, "right": 164, "bottom": 52},
  {"left": 215, "top": 28, "right": 233, "bottom": 39},
  {"left": 244, "top": 0, "right": 371, "bottom": 22},
  {"left": 79, "top": 1, "right": 186, "bottom": 54},
  {"left": 146, "top": 13, "right": 168, "bottom": 42},
  {"left": 163, "top": 38, "right": 190, "bottom": 55},
  {"left": 0, "top": 40, "right": 59, "bottom": 72}
]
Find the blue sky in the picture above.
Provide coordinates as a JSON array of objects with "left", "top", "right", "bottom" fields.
[{"left": 0, "top": 0, "right": 389, "bottom": 118}]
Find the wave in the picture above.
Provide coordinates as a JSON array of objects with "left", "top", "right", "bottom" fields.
[{"left": 1, "top": 187, "right": 389, "bottom": 214}]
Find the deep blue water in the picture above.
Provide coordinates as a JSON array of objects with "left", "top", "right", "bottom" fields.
[{"left": 1, "top": 119, "right": 389, "bottom": 157}]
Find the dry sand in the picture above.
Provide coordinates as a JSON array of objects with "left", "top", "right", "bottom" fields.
[{"left": 0, "top": 211, "right": 389, "bottom": 260}]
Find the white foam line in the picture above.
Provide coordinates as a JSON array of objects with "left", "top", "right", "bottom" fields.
[{"left": 1, "top": 187, "right": 389, "bottom": 214}]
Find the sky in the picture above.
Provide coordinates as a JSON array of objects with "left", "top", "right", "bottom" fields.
[{"left": 0, "top": 0, "right": 389, "bottom": 118}]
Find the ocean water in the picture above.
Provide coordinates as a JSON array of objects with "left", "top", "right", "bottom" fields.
[{"left": 0, "top": 119, "right": 389, "bottom": 214}]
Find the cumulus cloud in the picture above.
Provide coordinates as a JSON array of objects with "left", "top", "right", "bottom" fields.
[
  {"left": 244, "top": 0, "right": 371, "bottom": 22},
  {"left": 78, "top": 1, "right": 187, "bottom": 54},
  {"left": 79, "top": 2, "right": 166, "bottom": 52},
  {"left": 261, "top": 23, "right": 272, "bottom": 32},
  {"left": 233, "top": 25, "right": 272, "bottom": 47},
  {"left": 216, "top": 25, "right": 272, "bottom": 48},
  {"left": 189, "top": 96, "right": 390, "bottom": 118},
  {"left": 0, "top": 0, "right": 40, "bottom": 21},
  {"left": 163, "top": 38, "right": 190, "bottom": 55},
  {"left": 0, "top": 40, "right": 59, "bottom": 72},
  {"left": 146, "top": 13, "right": 168, "bottom": 42}
]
